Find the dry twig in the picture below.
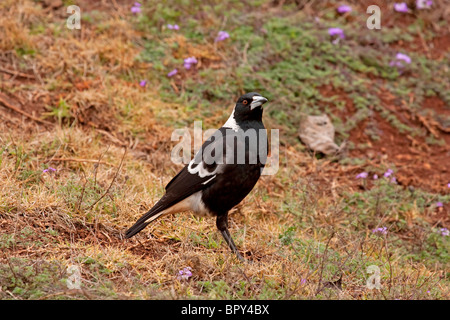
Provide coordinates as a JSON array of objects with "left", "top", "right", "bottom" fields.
[{"left": 0, "top": 92, "right": 53, "bottom": 126}]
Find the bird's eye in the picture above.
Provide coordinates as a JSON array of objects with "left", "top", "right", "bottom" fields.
[{"left": 242, "top": 100, "right": 248, "bottom": 105}]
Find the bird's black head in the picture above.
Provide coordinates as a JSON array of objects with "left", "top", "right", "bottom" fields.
[{"left": 233, "top": 92, "right": 268, "bottom": 123}]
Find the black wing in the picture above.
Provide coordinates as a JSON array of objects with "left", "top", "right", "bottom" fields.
[{"left": 125, "top": 128, "right": 228, "bottom": 238}]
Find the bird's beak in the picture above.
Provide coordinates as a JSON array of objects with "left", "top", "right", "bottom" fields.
[{"left": 250, "top": 96, "right": 268, "bottom": 110}]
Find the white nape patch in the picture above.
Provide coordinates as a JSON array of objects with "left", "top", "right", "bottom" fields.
[
  {"left": 223, "top": 108, "right": 239, "bottom": 132},
  {"left": 143, "top": 191, "right": 211, "bottom": 224},
  {"left": 201, "top": 175, "right": 216, "bottom": 185}
]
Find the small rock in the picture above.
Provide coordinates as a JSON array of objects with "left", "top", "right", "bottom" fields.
[{"left": 298, "top": 113, "right": 342, "bottom": 155}]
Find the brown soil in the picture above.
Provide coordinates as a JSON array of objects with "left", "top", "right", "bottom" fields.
[
  {"left": 390, "top": 33, "right": 450, "bottom": 60},
  {"left": 319, "top": 83, "right": 450, "bottom": 195}
]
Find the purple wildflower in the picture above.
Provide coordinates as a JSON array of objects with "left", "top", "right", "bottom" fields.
[
  {"left": 373, "top": 174, "right": 379, "bottom": 180},
  {"left": 43, "top": 167, "right": 56, "bottom": 173},
  {"left": 389, "top": 61, "right": 402, "bottom": 68},
  {"left": 416, "top": 0, "right": 433, "bottom": 9},
  {"left": 131, "top": 2, "right": 141, "bottom": 14},
  {"left": 394, "top": 3, "right": 409, "bottom": 13},
  {"left": 215, "top": 31, "right": 230, "bottom": 42},
  {"left": 372, "top": 227, "right": 388, "bottom": 235},
  {"left": 436, "top": 202, "right": 443, "bottom": 208},
  {"left": 396, "top": 53, "right": 412, "bottom": 64},
  {"left": 447, "top": 183, "right": 450, "bottom": 188},
  {"left": 391, "top": 177, "right": 397, "bottom": 184},
  {"left": 356, "top": 172, "right": 368, "bottom": 179},
  {"left": 337, "top": 5, "right": 352, "bottom": 13},
  {"left": 383, "top": 169, "right": 394, "bottom": 178},
  {"left": 131, "top": 7, "right": 141, "bottom": 13},
  {"left": 439, "top": 228, "right": 449, "bottom": 236},
  {"left": 301, "top": 278, "right": 307, "bottom": 285},
  {"left": 390, "top": 53, "right": 412, "bottom": 69},
  {"left": 328, "top": 27, "right": 345, "bottom": 39},
  {"left": 139, "top": 80, "right": 147, "bottom": 87},
  {"left": 167, "top": 24, "right": 180, "bottom": 30},
  {"left": 183, "top": 57, "right": 198, "bottom": 70},
  {"left": 177, "top": 267, "right": 192, "bottom": 280},
  {"left": 167, "top": 69, "right": 178, "bottom": 77}
]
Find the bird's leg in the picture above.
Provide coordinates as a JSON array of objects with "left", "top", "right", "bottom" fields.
[{"left": 216, "top": 213, "right": 244, "bottom": 262}]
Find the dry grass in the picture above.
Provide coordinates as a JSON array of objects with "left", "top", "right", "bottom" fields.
[{"left": 1, "top": 122, "right": 446, "bottom": 299}]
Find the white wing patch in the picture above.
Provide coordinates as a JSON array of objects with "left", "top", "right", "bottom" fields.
[
  {"left": 201, "top": 175, "right": 216, "bottom": 185},
  {"left": 187, "top": 159, "right": 220, "bottom": 178}
]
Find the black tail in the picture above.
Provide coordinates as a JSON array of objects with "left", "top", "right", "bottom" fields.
[
  {"left": 124, "top": 208, "right": 162, "bottom": 238},
  {"left": 125, "top": 187, "right": 195, "bottom": 239},
  {"left": 125, "top": 220, "right": 151, "bottom": 239},
  {"left": 124, "top": 193, "right": 181, "bottom": 238},
  {"left": 124, "top": 200, "right": 167, "bottom": 238}
]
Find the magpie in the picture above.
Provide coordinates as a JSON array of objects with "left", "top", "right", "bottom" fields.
[{"left": 125, "top": 92, "right": 269, "bottom": 261}]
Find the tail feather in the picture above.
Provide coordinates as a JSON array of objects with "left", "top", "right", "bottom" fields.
[
  {"left": 124, "top": 221, "right": 151, "bottom": 239},
  {"left": 125, "top": 193, "right": 192, "bottom": 239},
  {"left": 124, "top": 201, "right": 167, "bottom": 238}
]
